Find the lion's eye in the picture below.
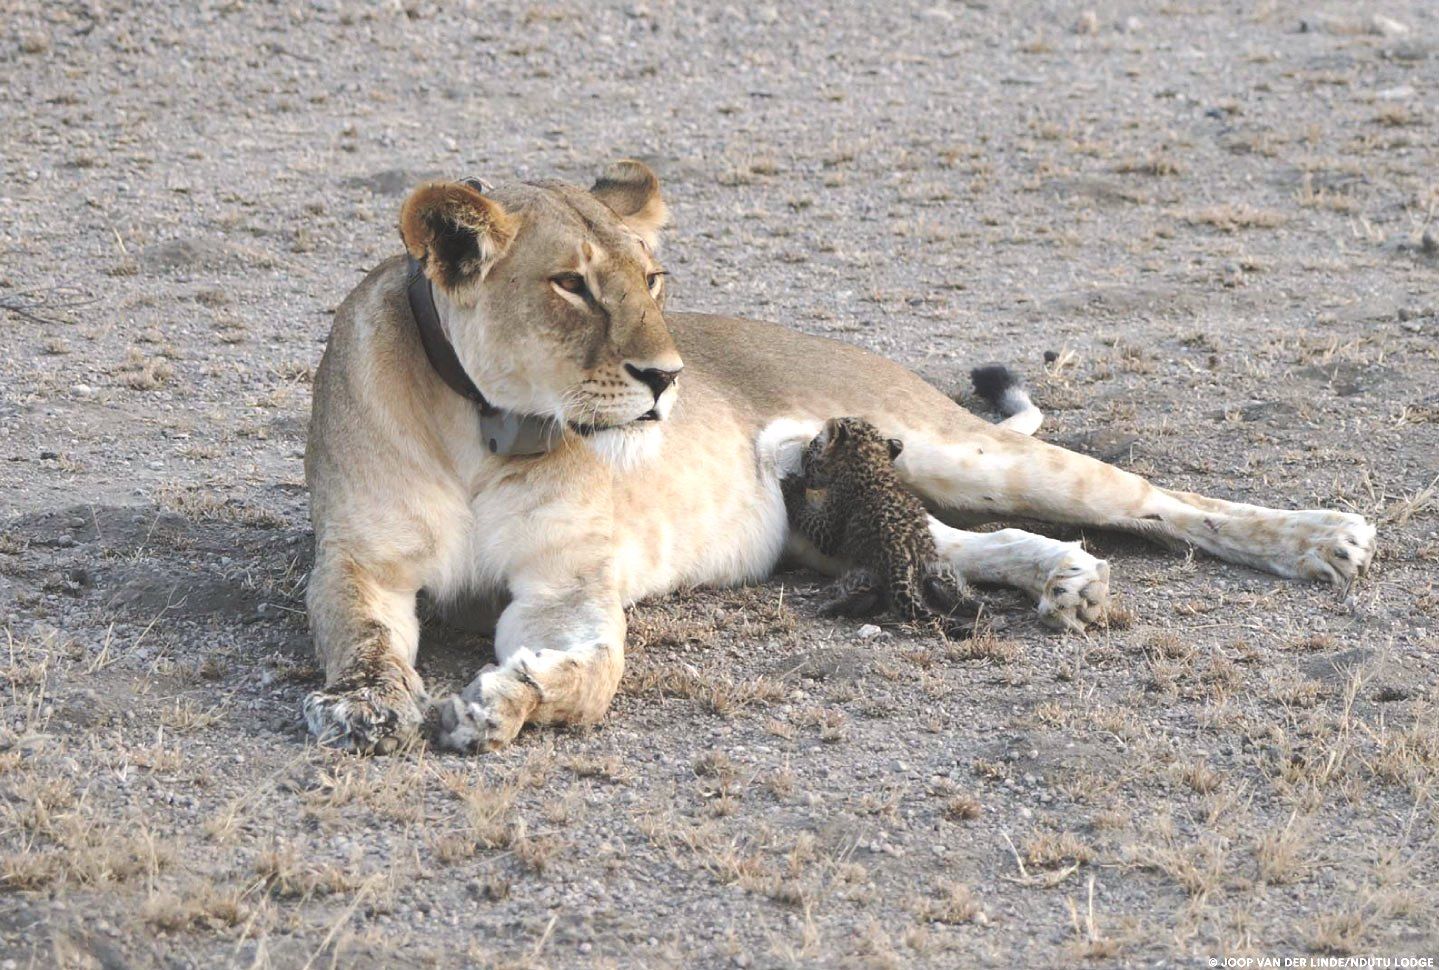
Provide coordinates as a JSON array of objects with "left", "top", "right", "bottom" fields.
[
  {"left": 646, "top": 271, "right": 666, "bottom": 294},
  {"left": 552, "top": 273, "right": 588, "bottom": 297}
]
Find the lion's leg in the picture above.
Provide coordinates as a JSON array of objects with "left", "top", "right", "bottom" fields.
[
  {"left": 303, "top": 552, "right": 424, "bottom": 753},
  {"left": 902, "top": 426, "right": 1375, "bottom": 588},
  {"left": 433, "top": 574, "right": 626, "bottom": 753},
  {"left": 928, "top": 520, "right": 1110, "bottom": 631}
]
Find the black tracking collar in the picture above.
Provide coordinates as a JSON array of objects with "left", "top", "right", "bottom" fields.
[
  {"left": 406, "top": 256, "right": 496, "bottom": 415},
  {"left": 404, "top": 256, "right": 564, "bottom": 457}
]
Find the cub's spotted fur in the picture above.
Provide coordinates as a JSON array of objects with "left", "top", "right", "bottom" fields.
[{"left": 783, "top": 417, "right": 975, "bottom": 629}]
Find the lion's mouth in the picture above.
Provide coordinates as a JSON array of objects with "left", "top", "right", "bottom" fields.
[{"left": 568, "top": 409, "right": 660, "bottom": 437}]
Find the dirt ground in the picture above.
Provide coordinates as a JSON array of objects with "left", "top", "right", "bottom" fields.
[{"left": 3, "top": 0, "right": 1439, "bottom": 967}]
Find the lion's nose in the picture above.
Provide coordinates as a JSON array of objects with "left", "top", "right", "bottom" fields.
[{"left": 625, "top": 363, "right": 683, "bottom": 401}]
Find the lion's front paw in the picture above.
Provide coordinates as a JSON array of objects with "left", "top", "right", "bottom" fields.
[
  {"left": 303, "top": 665, "right": 424, "bottom": 755},
  {"left": 1037, "top": 550, "right": 1111, "bottom": 632},
  {"left": 429, "top": 666, "right": 536, "bottom": 754},
  {"left": 430, "top": 695, "right": 516, "bottom": 753},
  {"left": 1290, "top": 511, "right": 1376, "bottom": 588}
]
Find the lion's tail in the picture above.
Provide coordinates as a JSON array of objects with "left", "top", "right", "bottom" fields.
[{"left": 970, "top": 364, "right": 1042, "bottom": 436}]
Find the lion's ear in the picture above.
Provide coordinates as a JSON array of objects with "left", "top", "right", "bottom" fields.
[
  {"left": 399, "top": 181, "right": 517, "bottom": 295},
  {"left": 590, "top": 159, "right": 669, "bottom": 249}
]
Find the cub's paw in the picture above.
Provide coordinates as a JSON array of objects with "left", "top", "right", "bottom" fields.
[
  {"left": 429, "top": 666, "right": 537, "bottom": 754},
  {"left": 1037, "top": 549, "right": 1110, "bottom": 632},
  {"left": 1288, "top": 511, "right": 1376, "bottom": 588},
  {"left": 304, "top": 666, "right": 424, "bottom": 755}
]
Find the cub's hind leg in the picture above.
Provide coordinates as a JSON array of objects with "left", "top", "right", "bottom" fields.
[{"left": 818, "top": 567, "right": 886, "bottom": 618}]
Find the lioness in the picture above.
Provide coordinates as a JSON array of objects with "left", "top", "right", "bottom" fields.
[{"left": 303, "top": 160, "right": 1375, "bottom": 753}]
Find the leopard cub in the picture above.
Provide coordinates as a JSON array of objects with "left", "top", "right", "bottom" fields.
[{"left": 782, "top": 417, "right": 977, "bottom": 631}]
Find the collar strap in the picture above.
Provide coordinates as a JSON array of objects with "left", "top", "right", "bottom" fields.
[
  {"left": 404, "top": 255, "right": 565, "bottom": 457},
  {"left": 406, "top": 256, "right": 497, "bottom": 416}
]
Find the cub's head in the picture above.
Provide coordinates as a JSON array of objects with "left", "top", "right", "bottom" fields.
[
  {"left": 801, "top": 417, "right": 904, "bottom": 488},
  {"left": 398, "top": 160, "right": 681, "bottom": 465}
]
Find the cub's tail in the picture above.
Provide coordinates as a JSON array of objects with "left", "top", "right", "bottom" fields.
[{"left": 969, "top": 364, "right": 1042, "bottom": 436}]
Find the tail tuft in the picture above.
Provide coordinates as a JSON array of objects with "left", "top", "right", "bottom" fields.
[
  {"left": 970, "top": 364, "right": 1023, "bottom": 409},
  {"left": 969, "top": 364, "right": 1043, "bottom": 436}
]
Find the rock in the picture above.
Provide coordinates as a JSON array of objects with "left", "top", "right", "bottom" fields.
[
  {"left": 1297, "top": 362, "right": 1395, "bottom": 397},
  {"left": 140, "top": 237, "right": 251, "bottom": 272},
  {"left": 343, "top": 168, "right": 434, "bottom": 196},
  {"left": 768, "top": 646, "right": 872, "bottom": 682},
  {"left": 71, "top": 383, "right": 95, "bottom": 398},
  {"left": 1378, "top": 85, "right": 1416, "bottom": 101},
  {"left": 1371, "top": 15, "right": 1409, "bottom": 38},
  {"left": 18, "top": 32, "right": 52, "bottom": 54},
  {"left": 857, "top": 623, "right": 883, "bottom": 639},
  {"left": 1075, "top": 10, "right": 1099, "bottom": 35},
  {"left": 1236, "top": 400, "right": 1300, "bottom": 425},
  {"left": 1066, "top": 430, "right": 1140, "bottom": 463}
]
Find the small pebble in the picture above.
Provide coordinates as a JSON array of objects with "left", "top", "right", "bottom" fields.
[
  {"left": 19, "top": 32, "right": 51, "bottom": 54},
  {"left": 1371, "top": 14, "right": 1409, "bottom": 38}
]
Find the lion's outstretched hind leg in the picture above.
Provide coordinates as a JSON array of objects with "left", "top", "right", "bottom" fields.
[{"left": 899, "top": 418, "right": 1375, "bottom": 606}]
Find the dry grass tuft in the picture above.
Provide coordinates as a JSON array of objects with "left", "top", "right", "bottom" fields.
[
  {"left": 913, "top": 881, "right": 982, "bottom": 924},
  {"left": 115, "top": 348, "right": 176, "bottom": 390},
  {"left": 1180, "top": 204, "right": 1286, "bottom": 231},
  {"left": 942, "top": 795, "right": 982, "bottom": 822},
  {"left": 1180, "top": 760, "right": 1222, "bottom": 795},
  {"left": 1114, "top": 151, "right": 1181, "bottom": 177},
  {"left": 142, "top": 885, "right": 253, "bottom": 931},
  {"left": 1255, "top": 814, "right": 1311, "bottom": 885},
  {"left": 945, "top": 629, "right": 1023, "bottom": 664}
]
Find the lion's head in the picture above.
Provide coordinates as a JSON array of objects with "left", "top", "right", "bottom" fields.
[{"left": 398, "top": 160, "right": 682, "bottom": 465}]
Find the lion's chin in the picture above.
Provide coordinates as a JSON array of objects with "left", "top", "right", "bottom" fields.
[{"left": 579, "top": 421, "right": 665, "bottom": 471}]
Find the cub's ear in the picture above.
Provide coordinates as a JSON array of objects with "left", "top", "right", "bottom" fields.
[
  {"left": 887, "top": 438, "right": 904, "bottom": 461},
  {"left": 590, "top": 159, "right": 669, "bottom": 249},
  {"left": 399, "top": 181, "right": 517, "bottom": 297}
]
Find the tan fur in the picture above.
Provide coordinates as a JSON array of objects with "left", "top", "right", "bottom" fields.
[
  {"left": 589, "top": 159, "right": 670, "bottom": 248},
  {"left": 303, "top": 162, "right": 1377, "bottom": 753}
]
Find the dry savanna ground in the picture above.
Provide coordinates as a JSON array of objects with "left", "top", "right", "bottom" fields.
[{"left": 2, "top": 1, "right": 1438, "bottom": 967}]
